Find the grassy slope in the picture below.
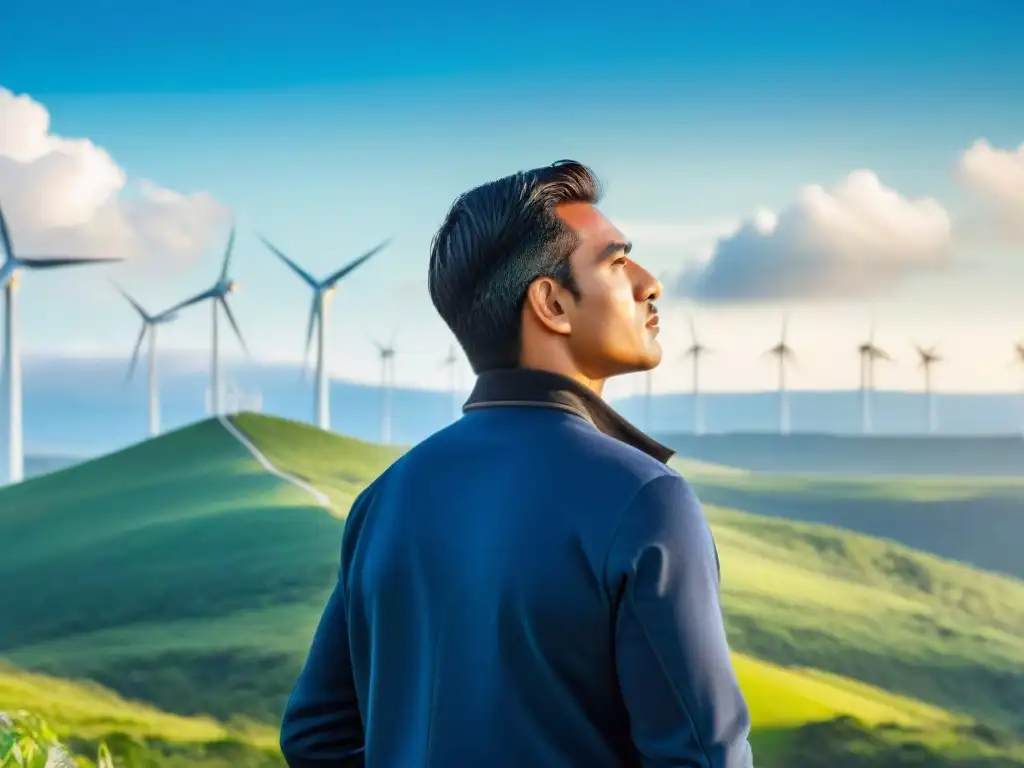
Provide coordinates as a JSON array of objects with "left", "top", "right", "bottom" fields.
[
  {"left": 2, "top": 413, "right": 1024, "bottom": 764},
  {"left": 242, "top": 414, "right": 1024, "bottom": 731},
  {"left": 660, "top": 432, "right": 1024, "bottom": 477},
  {"left": 0, "top": 662, "right": 282, "bottom": 766},
  {"left": 679, "top": 459, "right": 1024, "bottom": 580}
]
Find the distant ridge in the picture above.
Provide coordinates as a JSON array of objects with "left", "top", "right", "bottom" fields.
[
  {"left": 17, "top": 354, "right": 1024, "bottom": 459},
  {"left": 660, "top": 432, "right": 1024, "bottom": 477}
]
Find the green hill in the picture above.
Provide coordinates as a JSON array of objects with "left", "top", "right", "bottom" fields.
[
  {"left": 2, "top": 413, "right": 1024, "bottom": 766},
  {"left": 660, "top": 432, "right": 1024, "bottom": 477},
  {"left": 680, "top": 461, "right": 1024, "bottom": 580},
  {"left": 0, "top": 662, "right": 282, "bottom": 766}
]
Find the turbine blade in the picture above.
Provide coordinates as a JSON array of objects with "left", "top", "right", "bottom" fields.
[
  {"left": 21, "top": 256, "right": 122, "bottom": 268},
  {"left": 259, "top": 235, "right": 318, "bottom": 288},
  {"left": 219, "top": 226, "right": 236, "bottom": 281},
  {"left": 125, "top": 324, "right": 147, "bottom": 384},
  {"left": 302, "top": 297, "right": 319, "bottom": 375},
  {"left": 0, "top": 261, "right": 13, "bottom": 286},
  {"left": 687, "top": 315, "right": 698, "bottom": 344},
  {"left": 322, "top": 238, "right": 391, "bottom": 288},
  {"left": 110, "top": 279, "right": 150, "bottom": 322},
  {"left": 166, "top": 290, "right": 214, "bottom": 315},
  {"left": 219, "top": 297, "right": 249, "bottom": 356},
  {"left": 0, "top": 203, "right": 12, "bottom": 262},
  {"left": 154, "top": 309, "right": 180, "bottom": 324}
]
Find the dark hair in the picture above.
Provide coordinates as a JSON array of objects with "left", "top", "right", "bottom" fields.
[{"left": 428, "top": 160, "right": 602, "bottom": 373}]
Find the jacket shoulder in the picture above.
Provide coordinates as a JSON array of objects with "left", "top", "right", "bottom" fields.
[{"left": 569, "top": 418, "right": 680, "bottom": 490}]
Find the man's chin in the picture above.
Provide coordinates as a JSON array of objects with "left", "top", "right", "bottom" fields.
[{"left": 641, "top": 339, "right": 663, "bottom": 369}]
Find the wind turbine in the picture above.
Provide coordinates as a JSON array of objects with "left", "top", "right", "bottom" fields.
[
  {"left": 0, "top": 202, "right": 122, "bottom": 485},
  {"left": 914, "top": 343, "right": 942, "bottom": 434},
  {"left": 683, "top": 315, "right": 711, "bottom": 435},
  {"left": 259, "top": 235, "right": 390, "bottom": 430},
  {"left": 857, "top": 318, "right": 891, "bottom": 434},
  {"left": 373, "top": 332, "right": 397, "bottom": 444},
  {"left": 764, "top": 314, "right": 796, "bottom": 435},
  {"left": 113, "top": 282, "right": 179, "bottom": 437},
  {"left": 440, "top": 344, "right": 460, "bottom": 421},
  {"left": 166, "top": 227, "right": 248, "bottom": 416}
]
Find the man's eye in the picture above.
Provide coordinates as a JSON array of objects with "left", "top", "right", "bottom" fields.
[{"left": 613, "top": 257, "right": 628, "bottom": 267}]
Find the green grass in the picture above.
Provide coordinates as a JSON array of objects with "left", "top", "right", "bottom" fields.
[
  {"left": 660, "top": 432, "right": 1024, "bottom": 478},
  {"left": 3, "top": 413, "right": 1024, "bottom": 765},
  {"left": 674, "top": 457, "right": 1024, "bottom": 581},
  {"left": 0, "top": 661, "right": 283, "bottom": 766}
]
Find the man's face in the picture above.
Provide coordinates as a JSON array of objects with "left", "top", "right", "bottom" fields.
[{"left": 556, "top": 202, "right": 663, "bottom": 379}]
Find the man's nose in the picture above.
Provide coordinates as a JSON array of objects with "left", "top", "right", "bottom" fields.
[{"left": 633, "top": 264, "right": 662, "bottom": 302}]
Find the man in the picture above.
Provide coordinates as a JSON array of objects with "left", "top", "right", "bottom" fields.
[{"left": 280, "top": 160, "right": 754, "bottom": 767}]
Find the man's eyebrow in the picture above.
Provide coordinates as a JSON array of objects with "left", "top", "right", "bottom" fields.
[{"left": 597, "top": 240, "right": 632, "bottom": 260}]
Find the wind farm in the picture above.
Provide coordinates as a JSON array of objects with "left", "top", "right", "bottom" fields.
[
  {"left": 4, "top": 7, "right": 1024, "bottom": 767},
  {"left": 764, "top": 314, "right": 796, "bottom": 436},
  {"left": 858, "top": 319, "right": 892, "bottom": 435},
  {"left": 113, "top": 281, "right": 179, "bottom": 438},
  {"left": 259, "top": 235, "right": 390, "bottom": 431},
  {"left": 683, "top": 315, "right": 710, "bottom": 436},
  {"left": 0, "top": 202, "right": 122, "bottom": 485},
  {"left": 373, "top": 332, "right": 397, "bottom": 444},
  {"left": 915, "top": 343, "right": 943, "bottom": 434},
  {"left": 165, "top": 227, "right": 248, "bottom": 418}
]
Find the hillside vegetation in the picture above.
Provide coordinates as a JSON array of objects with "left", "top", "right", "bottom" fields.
[
  {"left": 0, "top": 662, "right": 282, "bottom": 766},
  {"left": 2, "top": 413, "right": 1023, "bottom": 765},
  {"left": 681, "top": 461, "right": 1024, "bottom": 580},
  {"left": 661, "top": 432, "right": 1024, "bottom": 477}
]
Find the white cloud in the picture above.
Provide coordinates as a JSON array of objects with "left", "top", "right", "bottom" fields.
[
  {"left": 673, "top": 170, "right": 953, "bottom": 303},
  {"left": 615, "top": 217, "right": 739, "bottom": 253},
  {"left": 956, "top": 139, "right": 1024, "bottom": 242},
  {"left": 0, "top": 86, "right": 229, "bottom": 265},
  {"left": 613, "top": 216, "right": 741, "bottom": 285}
]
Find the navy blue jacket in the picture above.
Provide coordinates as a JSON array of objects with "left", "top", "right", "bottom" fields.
[{"left": 280, "top": 368, "right": 753, "bottom": 767}]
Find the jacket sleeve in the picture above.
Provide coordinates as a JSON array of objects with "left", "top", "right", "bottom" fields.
[
  {"left": 279, "top": 545, "right": 365, "bottom": 765},
  {"left": 604, "top": 473, "right": 753, "bottom": 767}
]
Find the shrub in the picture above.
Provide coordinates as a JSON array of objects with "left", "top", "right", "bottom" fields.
[{"left": 0, "top": 710, "right": 114, "bottom": 768}]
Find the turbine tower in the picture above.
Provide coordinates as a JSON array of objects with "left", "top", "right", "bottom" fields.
[
  {"left": 440, "top": 344, "right": 460, "bottom": 421},
  {"left": 259, "top": 235, "right": 390, "bottom": 431},
  {"left": 765, "top": 314, "right": 796, "bottom": 435},
  {"left": 914, "top": 343, "right": 942, "bottom": 434},
  {"left": 857, "top": 318, "right": 891, "bottom": 434},
  {"left": 374, "top": 333, "right": 397, "bottom": 444},
  {"left": 167, "top": 227, "right": 248, "bottom": 416},
  {"left": 683, "top": 315, "right": 711, "bottom": 435},
  {"left": 114, "top": 282, "right": 179, "bottom": 437},
  {"left": 0, "top": 202, "right": 121, "bottom": 485}
]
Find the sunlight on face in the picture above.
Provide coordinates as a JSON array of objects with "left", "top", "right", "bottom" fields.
[{"left": 557, "top": 202, "right": 663, "bottom": 379}]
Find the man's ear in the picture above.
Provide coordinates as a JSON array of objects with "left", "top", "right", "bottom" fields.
[{"left": 524, "top": 277, "right": 573, "bottom": 336}]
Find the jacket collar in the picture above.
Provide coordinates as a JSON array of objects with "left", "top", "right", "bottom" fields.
[{"left": 463, "top": 367, "right": 675, "bottom": 464}]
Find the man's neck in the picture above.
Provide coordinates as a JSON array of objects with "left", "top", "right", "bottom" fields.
[{"left": 515, "top": 358, "right": 606, "bottom": 398}]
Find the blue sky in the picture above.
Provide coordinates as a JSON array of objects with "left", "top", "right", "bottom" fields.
[{"left": 3, "top": 0, "right": 1024, "bottom": 396}]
